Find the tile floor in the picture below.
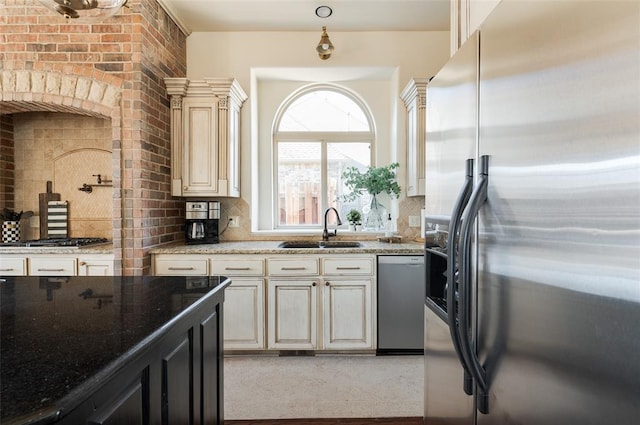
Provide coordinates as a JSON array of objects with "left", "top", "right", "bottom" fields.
[{"left": 224, "top": 354, "right": 424, "bottom": 420}]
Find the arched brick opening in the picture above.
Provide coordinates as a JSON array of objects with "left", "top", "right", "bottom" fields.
[{"left": 1, "top": 67, "right": 124, "bottom": 274}]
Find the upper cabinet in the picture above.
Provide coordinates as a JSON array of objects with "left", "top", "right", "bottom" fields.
[
  {"left": 450, "top": 0, "right": 501, "bottom": 54},
  {"left": 164, "top": 78, "right": 248, "bottom": 197},
  {"left": 401, "top": 78, "right": 428, "bottom": 197}
]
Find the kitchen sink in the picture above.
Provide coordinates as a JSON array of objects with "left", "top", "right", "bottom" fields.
[{"left": 277, "top": 241, "right": 362, "bottom": 249}]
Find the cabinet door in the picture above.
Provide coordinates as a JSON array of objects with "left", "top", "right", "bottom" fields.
[
  {"left": 29, "top": 257, "right": 76, "bottom": 276},
  {"left": 322, "top": 257, "right": 373, "bottom": 276},
  {"left": 227, "top": 102, "right": 241, "bottom": 196},
  {"left": 401, "top": 78, "right": 427, "bottom": 197},
  {"left": 211, "top": 257, "right": 264, "bottom": 276},
  {"left": 322, "top": 279, "right": 373, "bottom": 350},
  {"left": 78, "top": 258, "right": 113, "bottom": 276},
  {"left": 154, "top": 256, "right": 208, "bottom": 275},
  {"left": 224, "top": 278, "right": 265, "bottom": 350},
  {"left": 268, "top": 257, "right": 318, "bottom": 276},
  {"left": 182, "top": 98, "right": 220, "bottom": 196},
  {"left": 0, "top": 257, "right": 27, "bottom": 276},
  {"left": 267, "top": 279, "right": 317, "bottom": 350}
]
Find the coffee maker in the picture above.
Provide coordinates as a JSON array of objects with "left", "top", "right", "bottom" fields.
[{"left": 185, "top": 201, "right": 220, "bottom": 244}]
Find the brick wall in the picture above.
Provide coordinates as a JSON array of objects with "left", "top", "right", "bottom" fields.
[
  {"left": 0, "top": 0, "right": 187, "bottom": 275},
  {"left": 0, "top": 115, "right": 15, "bottom": 211}
]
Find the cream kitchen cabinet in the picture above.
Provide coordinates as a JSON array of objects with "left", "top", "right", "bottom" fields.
[
  {"left": 0, "top": 256, "right": 27, "bottom": 276},
  {"left": 154, "top": 255, "right": 209, "bottom": 276},
  {"left": 401, "top": 77, "right": 428, "bottom": 197},
  {"left": 267, "top": 255, "right": 375, "bottom": 351},
  {"left": 29, "top": 257, "right": 77, "bottom": 276},
  {"left": 152, "top": 252, "right": 377, "bottom": 353},
  {"left": 321, "top": 257, "right": 374, "bottom": 350},
  {"left": 164, "top": 78, "right": 247, "bottom": 197},
  {"left": 78, "top": 255, "right": 114, "bottom": 276},
  {"left": 8, "top": 254, "right": 115, "bottom": 276},
  {"left": 267, "top": 257, "right": 320, "bottom": 350},
  {"left": 153, "top": 254, "right": 267, "bottom": 351},
  {"left": 211, "top": 257, "right": 265, "bottom": 350}
]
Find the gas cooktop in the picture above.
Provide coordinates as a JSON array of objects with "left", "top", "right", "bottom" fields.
[{"left": 1, "top": 237, "right": 110, "bottom": 248}]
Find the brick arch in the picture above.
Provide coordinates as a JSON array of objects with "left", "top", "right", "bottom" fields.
[{"left": 0, "top": 68, "right": 123, "bottom": 119}]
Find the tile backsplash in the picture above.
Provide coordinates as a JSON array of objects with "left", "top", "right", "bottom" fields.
[{"left": 13, "top": 112, "right": 113, "bottom": 240}]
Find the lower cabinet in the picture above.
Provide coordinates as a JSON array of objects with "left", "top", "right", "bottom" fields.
[
  {"left": 223, "top": 278, "right": 265, "bottom": 350},
  {"left": 0, "top": 254, "right": 114, "bottom": 276},
  {"left": 78, "top": 256, "right": 114, "bottom": 276},
  {"left": 266, "top": 255, "right": 375, "bottom": 351},
  {"left": 322, "top": 278, "right": 373, "bottom": 350},
  {"left": 152, "top": 252, "right": 376, "bottom": 353},
  {"left": 268, "top": 279, "right": 318, "bottom": 350},
  {"left": 266, "top": 277, "right": 373, "bottom": 350},
  {"left": 0, "top": 256, "right": 27, "bottom": 275},
  {"left": 211, "top": 256, "right": 265, "bottom": 350}
]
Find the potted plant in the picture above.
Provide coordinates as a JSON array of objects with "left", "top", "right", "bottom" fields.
[
  {"left": 341, "top": 163, "right": 401, "bottom": 230},
  {"left": 346, "top": 209, "right": 362, "bottom": 231}
]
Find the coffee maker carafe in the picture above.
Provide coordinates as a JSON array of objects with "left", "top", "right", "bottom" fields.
[{"left": 185, "top": 201, "right": 220, "bottom": 244}]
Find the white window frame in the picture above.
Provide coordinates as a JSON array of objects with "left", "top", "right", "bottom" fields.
[{"left": 272, "top": 84, "right": 376, "bottom": 230}]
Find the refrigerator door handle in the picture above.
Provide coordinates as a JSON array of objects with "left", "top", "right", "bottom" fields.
[
  {"left": 460, "top": 154, "right": 490, "bottom": 414},
  {"left": 447, "top": 158, "right": 475, "bottom": 396}
]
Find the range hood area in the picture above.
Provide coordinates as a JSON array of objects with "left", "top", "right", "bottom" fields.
[{"left": 2, "top": 111, "right": 114, "bottom": 242}]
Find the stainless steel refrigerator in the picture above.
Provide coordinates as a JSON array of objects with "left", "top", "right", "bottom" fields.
[{"left": 423, "top": 1, "right": 640, "bottom": 424}]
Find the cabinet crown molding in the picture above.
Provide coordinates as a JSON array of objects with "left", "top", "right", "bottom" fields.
[
  {"left": 164, "top": 78, "right": 248, "bottom": 106},
  {"left": 400, "top": 77, "right": 429, "bottom": 106}
]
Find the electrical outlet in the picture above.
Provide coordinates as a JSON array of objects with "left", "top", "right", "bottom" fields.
[
  {"left": 228, "top": 216, "right": 240, "bottom": 228},
  {"left": 408, "top": 215, "right": 421, "bottom": 228}
]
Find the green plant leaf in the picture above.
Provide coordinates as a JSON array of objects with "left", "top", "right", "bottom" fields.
[{"left": 341, "top": 163, "right": 401, "bottom": 202}]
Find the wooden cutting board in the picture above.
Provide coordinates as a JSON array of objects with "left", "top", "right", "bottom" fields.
[{"left": 39, "top": 181, "right": 61, "bottom": 239}]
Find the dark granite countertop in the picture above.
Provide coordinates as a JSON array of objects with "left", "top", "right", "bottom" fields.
[{"left": 0, "top": 275, "right": 230, "bottom": 424}]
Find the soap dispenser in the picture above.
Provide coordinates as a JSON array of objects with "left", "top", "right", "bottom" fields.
[{"left": 384, "top": 213, "right": 394, "bottom": 237}]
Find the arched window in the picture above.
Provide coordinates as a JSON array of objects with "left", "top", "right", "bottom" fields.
[{"left": 273, "top": 85, "right": 375, "bottom": 228}]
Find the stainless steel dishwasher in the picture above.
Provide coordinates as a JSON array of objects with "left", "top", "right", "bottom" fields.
[{"left": 377, "top": 255, "right": 425, "bottom": 354}]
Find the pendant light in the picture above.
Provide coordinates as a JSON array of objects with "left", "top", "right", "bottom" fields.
[
  {"left": 38, "top": 0, "right": 127, "bottom": 20},
  {"left": 316, "top": 26, "right": 335, "bottom": 60}
]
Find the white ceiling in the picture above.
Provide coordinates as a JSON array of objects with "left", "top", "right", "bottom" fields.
[{"left": 157, "top": 0, "right": 450, "bottom": 34}]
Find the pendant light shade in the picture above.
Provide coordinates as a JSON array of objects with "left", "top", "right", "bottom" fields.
[
  {"left": 38, "top": 0, "right": 127, "bottom": 20},
  {"left": 316, "top": 26, "right": 334, "bottom": 60}
]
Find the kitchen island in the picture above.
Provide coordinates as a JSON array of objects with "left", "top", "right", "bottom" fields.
[{"left": 0, "top": 275, "right": 231, "bottom": 425}]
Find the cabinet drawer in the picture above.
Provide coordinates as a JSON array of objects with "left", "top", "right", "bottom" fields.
[
  {"left": 155, "top": 258, "right": 208, "bottom": 275},
  {"left": 322, "top": 257, "right": 373, "bottom": 275},
  {"left": 211, "top": 258, "right": 264, "bottom": 276},
  {"left": 0, "top": 258, "right": 27, "bottom": 276},
  {"left": 268, "top": 258, "right": 318, "bottom": 276},
  {"left": 30, "top": 257, "right": 77, "bottom": 276}
]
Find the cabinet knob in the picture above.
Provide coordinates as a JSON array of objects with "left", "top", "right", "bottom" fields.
[
  {"left": 80, "top": 261, "right": 87, "bottom": 266},
  {"left": 325, "top": 281, "right": 330, "bottom": 286},
  {"left": 312, "top": 282, "right": 316, "bottom": 287}
]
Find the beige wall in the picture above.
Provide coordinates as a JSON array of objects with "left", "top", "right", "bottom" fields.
[{"left": 185, "top": 30, "right": 449, "bottom": 239}]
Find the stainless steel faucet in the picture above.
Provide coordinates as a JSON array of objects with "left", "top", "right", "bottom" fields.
[{"left": 322, "top": 207, "right": 342, "bottom": 241}]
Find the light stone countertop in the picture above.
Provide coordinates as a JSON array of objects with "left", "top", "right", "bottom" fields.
[
  {"left": 0, "top": 244, "right": 114, "bottom": 255},
  {"left": 150, "top": 240, "right": 424, "bottom": 255}
]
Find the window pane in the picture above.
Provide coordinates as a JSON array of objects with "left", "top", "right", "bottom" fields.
[
  {"left": 329, "top": 143, "right": 371, "bottom": 220},
  {"left": 279, "top": 90, "right": 370, "bottom": 132},
  {"left": 277, "top": 142, "right": 321, "bottom": 226}
]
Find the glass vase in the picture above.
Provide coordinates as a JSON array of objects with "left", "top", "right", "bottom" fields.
[{"left": 364, "top": 194, "right": 386, "bottom": 231}]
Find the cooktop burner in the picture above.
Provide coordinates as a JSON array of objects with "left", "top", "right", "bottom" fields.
[{"left": 2, "top": 237, "right": 110, "bottom": 248}]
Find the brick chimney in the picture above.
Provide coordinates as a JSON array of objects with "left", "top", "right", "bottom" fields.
[{"left": 0, "top": 0, "right": 188, "bottom": 275}]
